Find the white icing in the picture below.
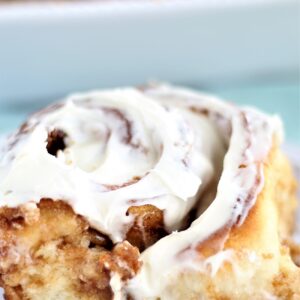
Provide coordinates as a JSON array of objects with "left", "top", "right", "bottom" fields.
[
  {"left": 126, "top": 85, "right": 281, "bottom": 299},
  {"left": 0, "top": 87, "right": 224, "bottom": 242},
  {"left": 110, "top": 273, "right": 123, "bottom": 300},
  {"left": 204, "top": 249, "right": 234, "bottom": 276},
  {"left": 0, "top": 84, "right": 281, "bottom": 299},
  {"left": 262, "top": 292, "right": 279, "bottom": 300}
]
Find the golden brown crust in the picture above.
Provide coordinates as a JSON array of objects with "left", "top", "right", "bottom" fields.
[
  {"left": 163, "top": 146, "right": 300, "bottom": 300},
  {"left": 99, "top": 241, "right": 141, "bottom": 282}
]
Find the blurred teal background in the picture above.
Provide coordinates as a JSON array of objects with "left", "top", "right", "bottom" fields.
[
  {"left": 212, "top": 83, "right": 300, "bottom": 144},
  {"left": 0, "top": 1, "right": 298, "bottom": 145},
  {"left": 0, "top": 82, "right": 299, "bottom": 145}
]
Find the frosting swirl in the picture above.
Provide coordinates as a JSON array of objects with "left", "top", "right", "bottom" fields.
[
  {"left": 0, "top": 86, "right": 225, "bottom": 242},
  {"left": 0, "top": 84, "right": 282, "bottom": 298}
]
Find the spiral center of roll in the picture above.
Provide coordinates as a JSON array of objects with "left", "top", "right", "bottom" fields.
[
  {"left": 0, "top": 88, "right": 227, "bottom": 244},
  {"left": 48, "top": 107, "right": 161, "bottom": 187}
]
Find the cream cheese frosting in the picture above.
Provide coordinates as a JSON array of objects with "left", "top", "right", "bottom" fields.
[
  {"left": 125, "top": 85, "right": 282, "bottom": 299},
  {"left": 0, "top": 84, "right": 282, "bottom": 299}
]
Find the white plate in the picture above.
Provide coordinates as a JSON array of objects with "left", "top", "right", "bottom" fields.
[{"left": 0, "top": 0, "right": 299, "bottom": 103}]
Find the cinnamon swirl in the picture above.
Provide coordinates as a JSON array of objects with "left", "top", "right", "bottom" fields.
[{"left": 0, "top": 83, "right": 298, "bottom": 300}]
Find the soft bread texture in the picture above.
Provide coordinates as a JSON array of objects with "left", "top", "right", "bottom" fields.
[
  {"left": 159, "top": 146, "right": 300, "bottom": 300},
  {"left": 0, "top": 200, "right": 140, "bottom": 300}
]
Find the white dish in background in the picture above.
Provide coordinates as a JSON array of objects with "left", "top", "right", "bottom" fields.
[{"left": 0, "top": 0, "right": 299, "bottom": 103}]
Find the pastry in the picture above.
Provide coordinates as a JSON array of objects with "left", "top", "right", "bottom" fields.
[{"left": 0, "top": 83, "right": 299, "bottom": 299}]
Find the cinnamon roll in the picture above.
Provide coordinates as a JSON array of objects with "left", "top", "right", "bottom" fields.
[{"left": 0, "top": 83, "right": 298, "bottom": 300}]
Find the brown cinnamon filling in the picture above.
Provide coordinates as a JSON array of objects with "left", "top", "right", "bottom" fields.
[
  {"left": 100, "top": 108, "right": 144, "bottom": 151},
  {"left": 87, "top": 228, "right": 113, "bottom": 250},
  {"left": 46, "top": 129, "right": 67, "bottom": 156},
  {"left": 126, "top": 205, "right": 167, "bottom": 252},
  {"left": 103, "top": 176, "right": 143, "bottom": 192}
]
